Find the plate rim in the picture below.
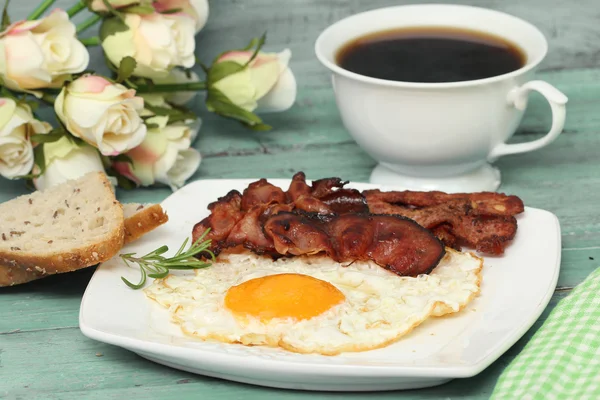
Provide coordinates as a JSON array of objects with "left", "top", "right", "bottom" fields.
[{"left": 79, "top": 178, "right": 562, "bottom": 379}]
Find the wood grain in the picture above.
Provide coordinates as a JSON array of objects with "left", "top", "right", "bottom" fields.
[{"left": 1, "top": 0, "right": 599, "bottom": 399}]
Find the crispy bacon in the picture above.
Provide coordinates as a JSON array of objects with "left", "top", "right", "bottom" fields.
[
  {"left": 264, "top": 212, "right": 445, "bottom": 276},
  {"left": 310, "top": 177, "right": 347, "bottom": 198},
  {"left": 431, "top": 224, "right": 459, "bottom": 250},
  {"left": 192, "top": 190, "right": 243, "bottom": 255},
  {"left": 192, "top": 173, "right": 524, "bottom": 275},
  {"left": 226, "top": 206, "right": 274, "bottom": 254},
  {"left": 293, "top": 196, "right": 333, "bottom": 214},
  {"left": 319, "top": 189, "right": 369, "bottom": 214},
  {"left": 363, "top": 190, "right": 524, "bottom": 216},
  {"left": 287, "top": 172, "right": 312, "bottom": 202},
  {"left": 241, "top": 179, "right": 286, "bottom": 211},
  {"left": 287, "top": 172, "right": 368, "bottom": 214},
  {"left": 364, "top": 190, "right": 523, "bottom": 254}
]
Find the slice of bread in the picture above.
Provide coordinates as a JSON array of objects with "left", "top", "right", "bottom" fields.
[
  {"left": 123, "top": 203, "right": 169, "bottom": 244},
  {"left": 0, "top": 172, "right": 125, "bottom": 286},
  {"left": 0, "top": 201, "right": 169, "bottom": 287}
]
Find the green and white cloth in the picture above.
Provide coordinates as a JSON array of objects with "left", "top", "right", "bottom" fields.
[{"left": 491, "top": 267, "right": 600, "bottom": 399}]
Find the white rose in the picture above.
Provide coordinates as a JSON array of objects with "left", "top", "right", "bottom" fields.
[
  {"left": 33, "top": 136, "right": 109, "bottom": 190},
  {"left": 0, "top": 98, "right": 51, "bottom": 179},
  {"left": 0, "top": 10, "right": 89, "bottom": 93},
  {"left": 102, "top": 13, "right": 195, "bottom": 79},
  {"left": 140, "top": 93, "right": 201, "bottom": 141},
  {"left": 54, "top": 75, "right": 147, "bottom": 156},
  {"left": 151, "top": 68, "right": 200, "bottom": 105},
  {"left": 113, "top": 116, "right": 201, "bottom": 190},
  {"left": 211, "top": 49, "right": 297, "bottom": 113},
  {"left": 153, "top": 0, "right": 209, "bottom": 33}
]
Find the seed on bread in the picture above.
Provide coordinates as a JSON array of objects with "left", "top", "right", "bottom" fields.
[
  {"left": 0, "top": 172, "right": 124, "bottom": 278},
  {"left": 0, "top": 195, "right": 169, "bottom": 287}
]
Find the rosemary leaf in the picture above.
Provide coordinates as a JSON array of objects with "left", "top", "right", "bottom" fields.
[{"left": 119, "top": 229, "right": 212, "bottom": 290}]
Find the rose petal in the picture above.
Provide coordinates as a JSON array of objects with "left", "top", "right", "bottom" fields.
[{"left": 256, "top": 66, "right": 297, "bottom": 113}]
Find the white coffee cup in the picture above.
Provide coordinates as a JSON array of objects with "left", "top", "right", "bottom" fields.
[{"left": 315, "top": 4, "right": 568, "bottom": 192}]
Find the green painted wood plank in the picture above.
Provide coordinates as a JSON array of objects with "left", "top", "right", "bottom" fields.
[{"left": 0, "top": 292, "right": 568, "bottom": 400}]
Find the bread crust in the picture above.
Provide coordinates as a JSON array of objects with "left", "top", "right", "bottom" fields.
[
  {"left": 0, "top": 203, "right": 168, "bottom": 287},
  {"left": 0, "top": 172, "right": 125, "bottom": 286},
  {"left": 124, "top": 204, "right": 169, "bottom": 244},
  {"left": 0, "top": 225, "right": 124, "bottom": 274},
  {"left": 0, "top": 263, "right": 47, "bottom": 286}
]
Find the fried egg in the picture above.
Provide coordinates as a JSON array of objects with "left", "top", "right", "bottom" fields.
[{"left": 144, "top": 249, "right": 482, "bottom": 355}]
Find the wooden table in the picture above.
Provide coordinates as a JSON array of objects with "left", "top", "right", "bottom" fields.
[{"left": 2, "top": 0, "right": 599, "bottom": 398}]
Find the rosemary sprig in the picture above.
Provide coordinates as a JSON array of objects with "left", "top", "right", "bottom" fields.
[{"left": 120, "top": 229, "right": 215, "bottom": 289}]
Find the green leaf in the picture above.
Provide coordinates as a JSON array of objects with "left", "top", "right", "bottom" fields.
[
  {"left": 23, "top": 100, "right": 39, "bottom": 111},
  {"left": 121, "top": 268, "right": 146, "bottom": 289},
  {"left": 242, "top": 36, "right": 261, "bottom": 52},
  {"left": 248, "top": 123, "right": 272, "bottom": 131},
  {"left": 206, "top": 60, "right": 245, "bottom": 86},
  {"left": 118, "top": 230, "right": 214, "bottom": 290},
  {"left": 101, "top": 0, "right": 126, "bottom": 21},
  {"left": 211, "top": 33, "right": 267, "bottom": 66},
  {"left": 65, "top": 133, "right": 86, "bottom": 147},
  {"left": 111, "top": 153, "right": 133, "bottom": 165},
  {"left": 158, "top": 7, "right": 182, "bottom": 14},
  {"left": 0, "top": 86, "right": 17, "bottom": 100},
  {"left": 205, "top": 88, "right": 267, "bottom": 128},
  {"left": 99, "top": 17, "right": 129, "bottom": 42},
  {"left": 116, "top": 56, "right": 137, "bottom": 83},
  {"left": 143, "top": 104, "right": 175, "bottom": 117},
  {"left": 144, "top": 103, "right": 196, "bottom": 124},
  {"left": 33, "top": 143, "right": 46, "bottom": 176},
  {"left": 121, "top": 4, "right": 155, "bottom": 15},
  {"left": 114, "top": 172, "right": 137, "bottom": 189},
  {"left": 30, "top": 131, "right": 63, "bottom": 144},
  {"left": 145, "top": 122, "right": 159, "bottom": 129},
  {"left": 243, "top": 32, "right": 267, "bottom": 68},
  {"left": 1, "top": 0, "right": 11, "bottom": 31}
]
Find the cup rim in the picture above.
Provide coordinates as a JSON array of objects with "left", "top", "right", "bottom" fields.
[{"left": 314, "top": 4, "right": 549, "bottom": 89}]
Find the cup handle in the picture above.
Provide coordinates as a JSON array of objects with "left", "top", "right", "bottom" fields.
[{"left": 488, "top": 80, "right": 568, "bottom": 161}]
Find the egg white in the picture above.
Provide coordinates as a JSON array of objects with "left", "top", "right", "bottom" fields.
[{"left": 144, "top": 249, "right": 482, "bottom": 355}]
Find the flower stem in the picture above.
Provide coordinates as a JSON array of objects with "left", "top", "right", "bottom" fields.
[
  {"left": 80, "top": 36, "right": 100, "bottom": 46},
  {"left": 76, "top": 14, "right": 102, "bottom": 34},
  {"left": 135, "top": 82, "right": 207, "bottom": 93},
  {"left": 67, "top": 1, "right": 87, "bottom": 18},
  {"left": 40, "top": 93, "right": 56, "bottom": 105},
  {"left": 27, "top": 0, "right": 57, "bottom": 20}
]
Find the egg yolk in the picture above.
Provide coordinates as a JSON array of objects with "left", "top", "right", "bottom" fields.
[{"left": 224, "top": 273, "right": 345, "bottom": 322}]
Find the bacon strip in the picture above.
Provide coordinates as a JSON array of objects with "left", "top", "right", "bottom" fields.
[
  {"left": 241, "top": 179, "right": 286, "bottom": 211},
  {"left": 192, "top": 174, "right": 525, "bottom": 273},
  {"left": 364, "top": 190, "right": 523, "bottom": 254},
  {"left": 264, "top": 212, "right": 445, "bottom": 276},
  {"left": 363, "top": 190, "right": 524, "bottom": 216},
  {"left": 192, "top": 190, "right": 243, "bottom": 255}
]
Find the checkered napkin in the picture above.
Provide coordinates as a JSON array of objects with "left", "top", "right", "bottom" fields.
[{"left": 491, "top": 267, "right": 600, "bottom": 399}]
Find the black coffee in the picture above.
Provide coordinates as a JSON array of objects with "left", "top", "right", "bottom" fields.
[{"left": 336, "top": 27, "right": 526, "bottom": 83}]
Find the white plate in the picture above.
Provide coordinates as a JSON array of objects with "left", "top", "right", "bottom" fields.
[{"left": 79, "top": 179, "right": 561, "bottom": 392}]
